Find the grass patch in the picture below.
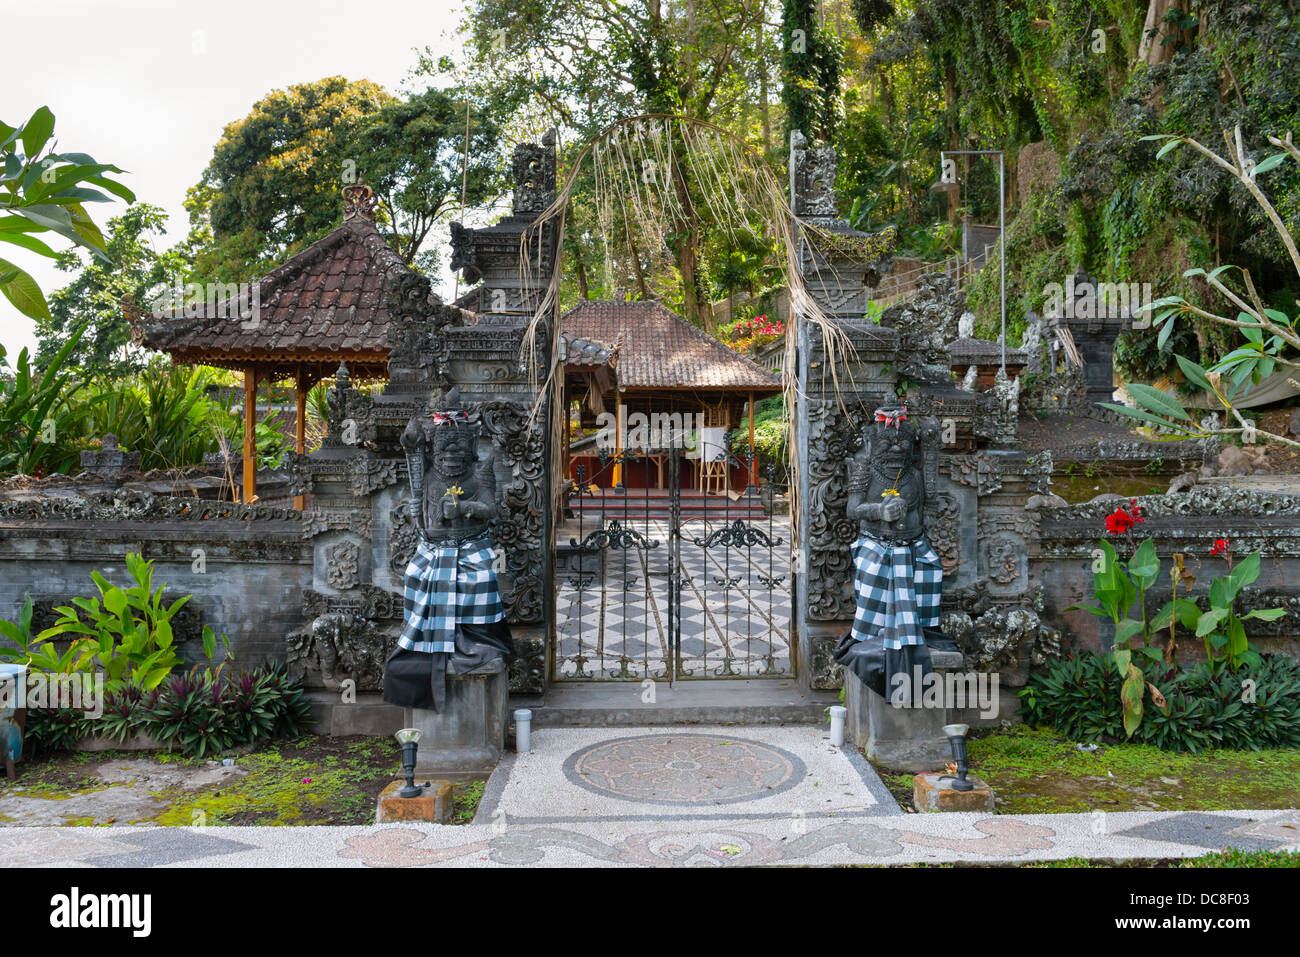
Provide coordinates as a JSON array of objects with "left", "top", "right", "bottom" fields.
[
  {"left": 452, "top": 781, "right": 485, "bottom": 824},
  {"left": 970, "top": 725, "right": 1300, "bottom": 814},
  {"left": 1179, "top": 848, "right": 1300, "bottom": 868},
  {"left": 152, "top": 735, "right": 401, "bottom": 826},
  {"left": 864, "top": 726, "right": 1300, "bottom": 814},
  {"left": 0, "top": 736, "right": 403, "bottom": 826}
]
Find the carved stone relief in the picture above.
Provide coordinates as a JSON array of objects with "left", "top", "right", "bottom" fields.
[{"left": 324, "top": 539, "right": 361, "bottom": 590}]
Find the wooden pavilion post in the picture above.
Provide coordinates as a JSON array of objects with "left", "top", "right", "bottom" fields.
[
  {"left": 563, "top": 396, "right": 572, "bottom": 486},
  {"left": 294, "top": 365, "right": 307, "bottom": 510},
  {"left": 612, "top": 394, "right": 624, "bottom": 489},
  {"left": 748, "top": 390, "right": 757, "bottom": 488},
  {"left": 242, "top": 365, "right": 258, "bottom": 504}
]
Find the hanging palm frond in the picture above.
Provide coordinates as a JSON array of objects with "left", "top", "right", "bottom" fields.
[{"left": 511, "top": 113, "right": 890, "bottom": 551}]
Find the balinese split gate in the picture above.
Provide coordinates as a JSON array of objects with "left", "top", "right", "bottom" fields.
[{"left": 554, "top": 298, "right": 791, "bottom": 682}]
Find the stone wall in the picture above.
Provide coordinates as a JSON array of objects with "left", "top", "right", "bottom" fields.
[
  {"left": 1032, "top": 487, "right": 1300, "bottom": 661},
  {"left": 0, "top": 493, "right": 310, "bottom": 666}
]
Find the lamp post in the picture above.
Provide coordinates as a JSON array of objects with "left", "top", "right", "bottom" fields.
[
  {"left": 941, "top": 723, "right": 974, "bottom": 792},
  {"left": 394, "top": 728, "right": 428, "bottom": 798},
  {"left": 931, "top": 149, "right": 1007, "bottom": 373}
]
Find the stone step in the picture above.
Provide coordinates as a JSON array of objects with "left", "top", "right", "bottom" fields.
[{"left": 513, "top": 679, "right": 837, "bottom": 728}]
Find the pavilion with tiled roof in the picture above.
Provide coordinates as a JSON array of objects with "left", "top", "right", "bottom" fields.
[
  {"left": 130, "top": 185, "right": 433, "bottom": 505},
  {"left": 561, "top": 300, "right": 783, "bottom": 490}
]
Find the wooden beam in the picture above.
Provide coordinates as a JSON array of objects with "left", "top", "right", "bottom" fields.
[
  {"left": 243, "top": 365, "right": 257, "bottom": 504},
  {"left": 294, "top": 365, "right": 306, "bottom": 510}
]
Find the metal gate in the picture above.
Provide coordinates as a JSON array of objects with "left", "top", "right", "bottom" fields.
[{"left": 553, "top": 447, "right": 791, "bottom": 682}]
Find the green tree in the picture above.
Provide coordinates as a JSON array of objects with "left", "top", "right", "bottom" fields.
[
  {"left": 342, "top": 87, "right": 504, "bottom": 273},
  {"left": 183, "top": 77, "right": 396, "bottom": 282},
  {"left": 781, "top": 0, "right": 845, "bottom": 145},
  {"left": 36, "top": 203, "right": 183, "bottom": 376},
  {"left": 455, "top": 0, "right": 777, "bottom": 330}
]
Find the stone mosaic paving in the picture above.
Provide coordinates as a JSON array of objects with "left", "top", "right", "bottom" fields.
[
  {"left": 555, "top": 518, "right": 793, "bottom": 680},
  {"left": 2, "top": 724, "right": 1296, "bottom": 867},
  {"left": 3, "top": 809, "right": 1296, "bottom": 868},
  {"left": 489, "top": 726, "right": 894, "bottom": 822}
]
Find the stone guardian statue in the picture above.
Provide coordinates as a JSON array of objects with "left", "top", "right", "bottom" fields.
[
  {"left": 382, "top": 407, "right": 514, "bottom": 712},
  {"left": 833, "top": 405, "right": 945, "bottom": 702}
]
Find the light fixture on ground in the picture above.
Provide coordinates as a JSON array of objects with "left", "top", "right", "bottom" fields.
[
  {"left": 828, "top": 705, "right": 846, "bottom": 747},
  {"left": 394, "top": 728, "right": 429, "bottom": 798},
  {"left": 941, "top": 723, "right": 974, "bottom": 792}
]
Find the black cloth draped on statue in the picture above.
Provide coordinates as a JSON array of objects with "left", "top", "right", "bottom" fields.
[
  {"left": 383, "top": 621, "right": 515, "bottom": 712},
  {"left": 833, "top": 627, "right": 954, "bottom": 701}
]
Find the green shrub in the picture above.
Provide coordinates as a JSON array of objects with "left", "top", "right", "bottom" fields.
[
  {"left": 18, "top": 660, "right": 314, "bottom": 759},
  {"left": 32, "top": 552, "right": 227, "bottom": 692},
  {"left": 1021, "top": 652, "right": 1300, "bottom": 753},
  {"left": 22, "top": 707, "right": 89, "bottom": 757},
  {"left": 144, "top": 669, "right": 237, "bottom": 759},
  {"left": 254, "top": 660, "right": 313, "bottom": 738}
]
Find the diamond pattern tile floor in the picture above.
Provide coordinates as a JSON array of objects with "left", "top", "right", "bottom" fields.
[{"left": 555, "top": 517, "right": 792, "bottom": 680}]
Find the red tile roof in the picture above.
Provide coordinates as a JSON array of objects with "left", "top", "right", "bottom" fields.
[
  {"left": 562, "top": 301, "right": 782, "bottom": 392},
  {"left": 131, "top": 217, "right": 426, "bottom": 375}
]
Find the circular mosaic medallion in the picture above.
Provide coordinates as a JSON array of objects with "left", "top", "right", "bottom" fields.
[{"left": 563, "top": 733, "right": 806, "bottom": 805}]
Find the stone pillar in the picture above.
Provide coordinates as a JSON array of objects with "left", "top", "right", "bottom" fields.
[
  {"left": 408, "top": 662, "right": 509, "bottom": 780},
  {"left": 789, "top": 130, "right": 899, "bottom": 693},
  {"left": 843, "top": 643, "right": 973, "bottom": 772}
]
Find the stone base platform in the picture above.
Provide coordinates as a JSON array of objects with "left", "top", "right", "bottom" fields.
[
  {"left": 913, "top": 772, "right": 995, "bottom": 813},
  {"left": 517, "top": 679, "right": 837, "bottom": 728},
  {"left": 376, "top": 779, "right": 453, "bottom": 823},
  {"left": 843, "top": 644, "right": 985, "bottom": 772}
]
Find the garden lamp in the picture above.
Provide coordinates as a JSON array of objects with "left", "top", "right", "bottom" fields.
[
  {"left": 941, "top": 723, "right": 974, "bottom": 792},
  {"left": 394, "top": 728, "right": 428, "bottom": 799}
]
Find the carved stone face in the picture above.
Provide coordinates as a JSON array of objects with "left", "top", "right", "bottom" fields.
[
  {"left": 430, "top": 427, "right": 476, "bottom": 479},
  {"left": 869, "top": 423, "right": 917, "bottom": 474}
]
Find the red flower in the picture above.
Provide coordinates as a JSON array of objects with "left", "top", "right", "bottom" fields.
[
  {"left": 1105, "top": 508, "right": 1136, "bottom": 535},
  {"left": 1210, "top": 538, "right": 1230, "bottom": 556}
]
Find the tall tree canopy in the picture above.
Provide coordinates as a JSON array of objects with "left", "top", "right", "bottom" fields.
[
  {"left": 453, "top": 0, "right": 780, "bottom": 329},
  {"left": 184, "top": 77, "right": 395, "bottom": 281},
  {"left": 183, "top": 77, "right": 502, "bottom": 283}
]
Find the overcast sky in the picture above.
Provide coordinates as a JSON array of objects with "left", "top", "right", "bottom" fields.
[{"left": 2, "top": 0, "right": 469, "bottom": 359}]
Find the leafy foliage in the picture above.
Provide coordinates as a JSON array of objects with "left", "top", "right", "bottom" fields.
[
  {"left": 781, "top": 0, "right": 844, "bottom": 144},
  {"left": 32, "top": 552, "right": 227, "bottom": 692},
  {"left": 35, "top": 203, "right": 185, "bottom": 377},
  {"left": 0, "top": 325, "right": 87, "bottom": 476},
  {"left": 1020, "top": 652, "right": 1300, "bottom": 752},
  {"left": 0, "top": 105, "right": 135, "bottom": 321},
  {"left": 17, "top": 660, "right": 313, "bottom": 759},
  {"left": 183, "top": 77, "right": 504, "bottom": 285},
  {"left": 183, "top": 77, "right": 394, "bottom": 281}
]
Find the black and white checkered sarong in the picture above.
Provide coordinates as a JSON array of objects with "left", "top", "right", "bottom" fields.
[
  {"left": 848, "top": 534, "right": 942, "bottom": 650},
  {"left": 397, "top": 537, "right": 504, "bottom": 655}
]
